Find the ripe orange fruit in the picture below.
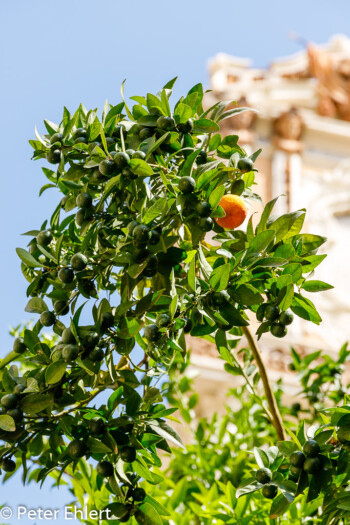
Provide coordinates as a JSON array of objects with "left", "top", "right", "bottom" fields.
[{"left": 215, "top": 194, "right": 248, "bottom": 229}]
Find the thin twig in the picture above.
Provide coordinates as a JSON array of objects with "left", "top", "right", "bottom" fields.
[{"left": 242, "top": 326, "right": 286, "bottom": 441}]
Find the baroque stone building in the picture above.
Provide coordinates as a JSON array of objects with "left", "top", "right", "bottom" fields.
[{"left": 190, "top": 35, "right": 350, "bottom": 417}]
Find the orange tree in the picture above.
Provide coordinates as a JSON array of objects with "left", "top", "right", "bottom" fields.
[{"left": 0, "top": 79, "right": 342, "bottom": 523}]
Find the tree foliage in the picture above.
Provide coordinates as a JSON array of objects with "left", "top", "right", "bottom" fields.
[{"left": 0, "top": 79, "right": 343, "bottom": 524}]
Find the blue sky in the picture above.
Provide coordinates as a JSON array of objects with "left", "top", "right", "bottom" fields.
[{"left": 1, "top": 0, "right": 350, "bottom": 522}]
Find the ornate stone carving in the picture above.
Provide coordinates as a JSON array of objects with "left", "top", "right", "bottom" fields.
[
  {"left": 273, "top": 108, "right": 304, "bottom": 153},
  {"left": 308, "top": 43, "right": 350, "bottom": 121}
]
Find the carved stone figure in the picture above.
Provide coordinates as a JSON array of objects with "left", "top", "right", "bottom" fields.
[{"left": 273, "top": 108, "right": 304, "bottom": 152}]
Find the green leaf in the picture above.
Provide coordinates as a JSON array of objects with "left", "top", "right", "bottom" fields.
[
  {"left": 278, "top": 440, "right": 297, "bottom": 456},
  {"left": 144, "top": 495, "right": 171, "bottom": 517},
  {"left": 268, "top": 210, "right": 305, "bottom": 243},
  {"left": 120, "top": 79, "right": 134, "bottom": 121},
  {"left": 174, "top": 103, "right": 192, "bottom": 124},
  {"left": 296, "top": 234, "right": 327, "bottom": 255},
  {"left": 129, "top": 159, "right": 153, "bottom": 177},
  {"left": 136, "top": 502, "right": 163, "bottom": 525},
  {"left": 231, "top": 284, "right": 263, "bottom": 306},
  {"left": 0, "top": 415, "right": 16, "bottom": 432},
  {"left": 193, "top": 118, "right": 220, "bottom": 133},
  {"left": 247, "top": 230, "right": 275, "bottom": 255},
  {"left": 278, "top": 284, "right": 294, "bottom": 311},
  {"left": 217, "top": 106, "right": 257, "bottom": 122},
  {"left": 149, "top": 422, "right": 184, "bottom": 449},
  {"left": 117, "top": 318, "right": 144, "bottom": 339},
  {"left": 16, "top": 248, "right": 44, "bottom": 268},
  {"left": 291, "top": 293, "right": 322, "bottom": 325},
  {"left": 21, "top": 394, "right": 53, "bottom": 414},
  {"left": 253, "top": 447, "right": 269, "bottom": 468},
  {"left": 25, "top": 298, "right": 48, "bottom": 314},
  {"left": 208, "top": 185, "right": 225, "bottom": 211},
  {"left": 180, "top": 149, "right": 200, "bottom": 178},
  {"left": 256, "top": 197, "right": 279, "bottom": 234},
  {"left": 301, "top": 280, "right": 333, "bottom": 292},
  {"left": 236, "top": 480, "right": 261, "bottom": 498},
  {"left": 87, "top": 437, "right": 112, "bottom": 453},
  {"left": 301, "top": 254, "right": 327, "bottom": 273},
  {"left": 45, "top": 361, "right": 67, "bottom": 385},
  {"left": 282, "top": 263, "right": 302, "bottom": 283},
  {"left": 217, "top": 135, "right": 244, "bottom": 159},
  {"left": 209, "top": 133, "right": 221, "bottom": 151},
  {"left": 128, "top": 261, "right": 148, "bottom": 279},
  {"left": 197, "top": 245, "right": 212, "bottom": 279},
  {"left": 270, "top": 494, "right": 291, "bottom": 519},
  {"left": 143, "top": 198, "right": 167, "bottom": 224},
  {"left": 188, "top": 254, "right": 197, "bottom": 292},
  {"left": 145, "top": 132, "right": 170, "bottom": 160},
  {"left": 209, "top": 263, "right": 230, "bottom": 291}
]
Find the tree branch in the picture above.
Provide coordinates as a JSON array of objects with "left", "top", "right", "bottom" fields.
[
  {"left": 242, "top": 326, "right": 286, "bottom": 441},
  {"left": 0, "top": 350, "right": 18, "bottom": 371}
]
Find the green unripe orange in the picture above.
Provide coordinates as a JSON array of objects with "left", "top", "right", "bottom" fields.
[
  {"left": 237, "top": 157, "right": 254, "bottom": 172},
  {"left": 179, "top": 176, "right": 196, "bottom": 194},
  {"left": 132, "top": 150, "right": 146, "bottom": 160},
  {"left": 1, "top": 458, "right": 16, "bottom": 472},
  {"left": 61, "top": 328, "right": 76, "bottom": 345},
  {"left": 255, "top": 467, "right": 272, "bottom": 484},
  {"left": 119, "top": 446, "right": 136, "bottom": 463},
  {"left": 264, "top": 305, "right": 280, "bottom": 321},
  {"left": 88, "top": 418, "right": 106, "bottom": 436},
  {"left": 97, "top": 460, "right": 114, "bottom": 477},
  {"left": 196, "top": 149, "right": 207, "bottom": 165},
  {"left": 58, "top": 268, "right": 74, "bottom": 284},
  {"left": 270, "top": 323, "right": 287, "bottom": 338},
  {"left": 199, "top": 217, "right": 213, "bottom": 232},
  {"left": 13, "top": 337, "right": 27, "bottom": 354},
  {"left": 46, "top": 149, "right": 60, "bottom": 164},
  {"left": 50, "top": 133, "right": 64, "bottom": 144},
  {"left": 1, "top": 394, "right": 18, "bottom": 409},
  {"left": 76, "top": 193, "right": 92, "bottom": 209},
  {"left": 303, "top": 440, "right": 320, "bottom": 457},
  {"left": 40, "top": 311, "right": 56, "bottom": 327},
  {"left": 62, "top": 344, "right": 79, "bottom": 362},
  {"left": 144, "top": 324, "right": 161, "bottom": 342},
  {"left": 67, "top": 439, "right": 87, "bottom": 459},
  {"left": 54, "top": 300, "right": 69, "bottom": 316},
  {"left": 113, "top": 152, "right": 130, "bottom": 169},
  {"left": 196, "top": 201, "right": 212, "bottom": 217},
  {"left": 70, "top": 253, "right": 87, "bottom": 271},
  {"left": 262, "top": 484, "right": 278, "bottom": 499},
  {"left": 36, "top": 230, "right": 52, "bottom": 247},
  {"left": 156, "top": 314, "right": 171, "bottom": 328},
  {"left": 279, "top": 310, "right": 294, "bottom": 326},
  {"left": 99, "top": 159, "right": 115, "bottom": 176},
  {"left": 290, "top": 451, "right": 306, "bottom": 468}
]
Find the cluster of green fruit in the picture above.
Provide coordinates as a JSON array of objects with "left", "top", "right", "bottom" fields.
[
  {"left": 110, "top": 485, "right": 147, "bottom": 522},
  {"left": 144, "top": 312, "right": 192, "bottom": 345},
  {"left": 53, "top": 326, "right": 104, "bottom": 363},
  {"left": 289, "top": 439, "right": 324, "bottom": 477},
  {"left": 178, "top": 174, "right": 215, "bottom": 232},
  {"left": 255, "top": 467, "right": 279, "bottom": 499},
  {"left": 256, "top": 303, "right": 294, "bottom": 338},
  {"left": 0, "top": 389, "right": 25, "bottom": 425},
  {"left": 254, "top": 439, "right": 325, "bottom": 502},
  {"left": 127, "top": 222, "right": 161, "bottom": 275}
]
